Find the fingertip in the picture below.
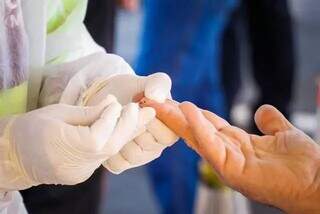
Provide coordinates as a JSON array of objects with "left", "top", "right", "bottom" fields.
[
  {"left": 145, "top": 72, "right": 172, "bottom": 103},
  {"left": 145, "top": 90, "right": 167, "bottom": 103},
  {"left": 254, "top": 104, "right": 292, "bottom": 135},
  {"left": 254, "top": 104, "right": 275, "bottom": 125},
  {"left": 101, "top": 102, "right": 122, "bottom": 119},
  {"left": 150, "top": 72, "right": 172, "bottom": 85}
]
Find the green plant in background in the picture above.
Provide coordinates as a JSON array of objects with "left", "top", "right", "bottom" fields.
[{"left": 199, "top": 160, "right": 228, "bottom": 190}]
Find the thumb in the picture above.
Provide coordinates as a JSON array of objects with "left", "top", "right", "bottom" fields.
[
  {"left": 254, "top": 104, "right": 294, "bottom": 135},
  {"left": 43, "top": 95, "right": 117, "bottom": 126},
  {"left": 144, "top": 72, "right": 172, "bottom": 103}
]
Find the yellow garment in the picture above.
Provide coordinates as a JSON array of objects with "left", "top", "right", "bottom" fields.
[{"left": 0, "top": 83, "right": 28, "bottom": 117}]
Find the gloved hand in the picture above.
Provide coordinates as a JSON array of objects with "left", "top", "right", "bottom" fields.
[
  {"left": 39, "top": 53, "right": 178, "bottom": 174},
  {"left": 39, "top": 53, "right": 134, "bottom": 107},
  {"left": 0, "top": 95, "right": 155, "bottom": 191},
  {"left": 78, "top": 72, "right": 178, "bottom": 174},
  {"left": 141, "top": 99, "right": 320, "bottom": 214}
]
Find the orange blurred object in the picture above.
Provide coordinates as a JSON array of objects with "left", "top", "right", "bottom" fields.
[{"left": 118, "top": 0, "right": 139, "bottom": 12}]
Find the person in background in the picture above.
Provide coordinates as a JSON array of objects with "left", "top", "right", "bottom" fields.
[
  {"left": 221, "top": 0, "right": 295, "bottom": 129},
  {"left": 85, "top": 0, "right": 117, "bottom": 53},
  {"left": 221, "top": 1, "right": 295, "bottom": 212},
  {"left": 135, "top": 0, "right": 239, "bottom": 213}
]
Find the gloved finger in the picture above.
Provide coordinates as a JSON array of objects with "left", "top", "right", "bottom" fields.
[
  {"left": 84, "top": 74, "right": 141, "bottom": 105},
  {"left": 146, "top": 119, "right": 179, "bottom": 146},
  {"left": 254, "top": 104, "right": 294, "bottom": 135},
  {"left": 40, "top": 95, "right": 117, "bottom": 126},
  {"left": 104, "top": 141, "right": 162, "bottom": 174},
  {"left": 130, "top": 107, "right": 156, "bottom": 139},
  {"left": 90, "top": 102, "right": 122, "bottom": 151},
  {"left": 103, "top": 103, "right": 140, "bottom": 157},
  {"left": 103, "top": 153, "right": 131, "bottom": 174},
  {"left": 144, "top": 73, "right": 172, "bottom": 103},
  {"left": 120, "top": 141, "right": 163, "bottom": 165},
  {"left": 135, "top": 132, "right": 166, "bottom": 151}
]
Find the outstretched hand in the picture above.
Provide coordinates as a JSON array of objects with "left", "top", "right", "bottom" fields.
[{"left": 140, "top": 98, "right": 320, "bottom": 214}]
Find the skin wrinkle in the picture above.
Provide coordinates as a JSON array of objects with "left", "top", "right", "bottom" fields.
[
  {"left": 222, "top": 145, "right": 231, "bottom": 176},
  {"left": 307, "top": 164, "right": 320, "bottom": 197},
  {"left": 238, "top": 143, "right": 249, "bottom": 176},
  {"left": 215, "top": 129, "right": 250, "bottom": 176},
  {"left": 274, "top": 132, "right": 288, "bottom": 154},
  {"left": 202, "top": 134, "right": 226, "bottom": 173},
  {"left": 250, "top": 135, "right": 264, "bottom": 160},
  {"left": 218, "top": 126, "right": 238, "bottom": 145}
]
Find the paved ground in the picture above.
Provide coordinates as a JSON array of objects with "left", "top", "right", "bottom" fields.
[{"left": 101, "top": 2, "right": 320, "bottom": 213}]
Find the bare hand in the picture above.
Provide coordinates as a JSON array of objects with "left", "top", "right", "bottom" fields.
[{"left": 140, "top": 98, "right": 320, "bottom": 214}]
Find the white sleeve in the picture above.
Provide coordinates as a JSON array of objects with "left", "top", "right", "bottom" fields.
[{"left": 0, "top": 192, "right": 27, "bottom": 214}]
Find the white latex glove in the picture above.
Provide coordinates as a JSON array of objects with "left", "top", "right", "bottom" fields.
[
  {"left": 39, "top": 53, "right": 134, "bottom": 107},
  {"left": 39, "top": 52, "right": 178, "bottom": 174},
  {"left": 0, "top": 95, "right": 154, "bottom": 191},
  {"left": 80, "top": 73, "right": 179, "bottom": 174}
]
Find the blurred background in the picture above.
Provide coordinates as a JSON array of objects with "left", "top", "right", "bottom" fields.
[
  {"left": 89, "top": 0, "right": 319, "bottom": 213},
  {"left": 92, "top": 0, "right": 320, "bottom": 214}
]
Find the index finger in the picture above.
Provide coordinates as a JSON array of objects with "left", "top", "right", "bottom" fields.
[
  {"left": 139, "top": 97, "right": 197, "bottom": 149},
  {"left": 201, "top": 110, "right": 231, "bottom": 130}
]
